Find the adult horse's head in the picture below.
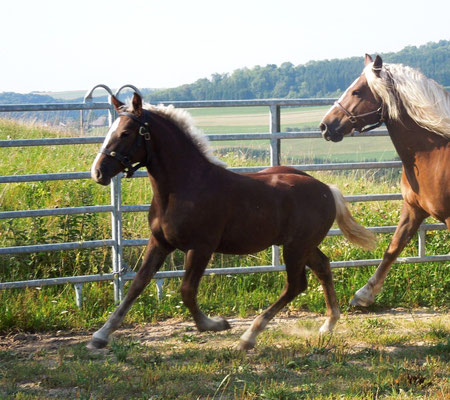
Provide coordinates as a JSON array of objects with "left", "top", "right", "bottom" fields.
[
  {"left": 91, "top": 93, "right": 151, "bottom": 185},
  {"left": 320, "top": 54, "right": 385, "bottom": 142}
]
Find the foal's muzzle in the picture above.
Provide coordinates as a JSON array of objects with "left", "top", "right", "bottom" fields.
[{"left": 91, "top": 167, "right": 111, "bottom": 186}]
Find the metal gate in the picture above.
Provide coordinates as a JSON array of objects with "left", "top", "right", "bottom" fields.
[{"left": 0, "top": 84, "right": 448, "bottom": 306}]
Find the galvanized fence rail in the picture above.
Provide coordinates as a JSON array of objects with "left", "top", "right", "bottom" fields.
[{"left": 0, "top": 84, "right": 448, "bottom": 306}]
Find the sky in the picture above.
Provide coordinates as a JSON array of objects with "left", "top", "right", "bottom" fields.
[{"left": 1, "top": 0, "right": 449, "bottom": 94}]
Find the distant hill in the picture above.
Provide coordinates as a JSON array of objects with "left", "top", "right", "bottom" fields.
[
  {"left": 33, "top": 90, "right": 105, "bottom": 101},
  {"left": 0, "top": 89, "right": 155, "bottom": 127},
  {"left": 147, "top": 40, "right": 450, "bottom": 102},
  {"left": 32, "top": 88, "right": 157, "bottom": 101},
  {"left": 0, "top": 92, "right": 63, "bottom": 105},
  {"left": 0, "top": 92, "right": 84, "bottom": 125}
]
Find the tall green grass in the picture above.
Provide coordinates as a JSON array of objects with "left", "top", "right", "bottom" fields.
[{"left": 0, "top": 119, "right": 448, "bottom": 333}]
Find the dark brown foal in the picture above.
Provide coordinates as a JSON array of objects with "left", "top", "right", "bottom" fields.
[{"left": 88, "top": 93, "right": 376, "bottom": 350}]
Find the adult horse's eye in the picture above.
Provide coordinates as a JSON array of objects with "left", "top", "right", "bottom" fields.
[{"left": 352, "top": 90, "right": 361, "bottom": 96}]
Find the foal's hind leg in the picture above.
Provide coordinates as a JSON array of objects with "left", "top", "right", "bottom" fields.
[
  {"left": 239, "top": 246, "right": 308, "bottom": 350},
  {"left": 307, "top": 248, "right": 340, "bottom": 334},
  {"left": 351, "top": 202, "right": 427, "bottom": 307},
  {"left": 87, "top": 236, "right": 171, "bottom": 349},
  {"left": 181, "top": 248, "right": 231, "bottom": 332}
]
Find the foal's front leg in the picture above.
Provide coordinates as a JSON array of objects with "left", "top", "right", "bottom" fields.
[
  {"left": 87, "top": 236, "right": 171, "bottom": 349},
  {"left": 181, "top": 248, "right": 231, "bottom": 332}
]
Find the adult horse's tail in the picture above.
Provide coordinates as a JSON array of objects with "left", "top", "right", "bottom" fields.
[{"left": 328, "top": 185, "right": 377, "bottom": 251}]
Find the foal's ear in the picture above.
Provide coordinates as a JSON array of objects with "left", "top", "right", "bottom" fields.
[
  {"left": 131, "top": 92, "right": 143, "bottom": 116},
  {"left": 111, "top": 95, "right": 125, "bottom": 112},
  {"left": 372, "top": 55, "right": 383, "bottom": 77},
  {"left": 364, "top": 54, "right": 373, "bottom": 66}
]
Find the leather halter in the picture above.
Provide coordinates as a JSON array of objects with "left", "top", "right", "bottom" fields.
[
  {"left": 334, "top": 101, "right": 385, "bottom": 133},
  {"left": 99, "top": 112, "right": 152, "bottom": 178}
]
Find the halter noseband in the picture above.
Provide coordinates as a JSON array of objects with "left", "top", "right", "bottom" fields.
[
  {"left": 334, "top": 101, "right": 385, "bottom": 133},
  {"left": 99, "top": 112, "right": 152, "bottom": 178}
]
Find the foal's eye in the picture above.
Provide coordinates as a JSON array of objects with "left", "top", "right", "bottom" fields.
[{"left": 352, "top": 90, "right": 361, "bottom": 96}]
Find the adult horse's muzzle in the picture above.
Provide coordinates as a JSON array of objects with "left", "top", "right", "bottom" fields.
[{"left": 320, "top": 123, "right": 344, "bottom": 142}]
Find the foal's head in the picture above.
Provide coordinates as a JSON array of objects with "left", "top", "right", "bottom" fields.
[
  {"left": 320, "top": 54, "right": 385, "bottom": 142},
  {"left": 91, "top": 93, "right": 151, "bottom": 185}
]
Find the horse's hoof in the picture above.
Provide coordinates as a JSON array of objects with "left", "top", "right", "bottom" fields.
[
  {"left": 197, "top": 317, "right": 231, "bottom": 332},
  {"left": 350, "top": 285, "right": 375, "bottom": 307},
  {"left": 238, "top": 339, "right": 255, "bottom": 351},
  {"left": 86, "top": 336, "right": 108, "bottom": 350},
  {"left": 350, "top": 293, "right": 373, "bottom": 307},
  {"left": 217, "top": 317, "right": 231, "bottom": 331},
  {"left": 319, "top": 323, "right": 333, "bottom": 335},
  {"left": 209, "top": 317, "right": 231, "bottom": 332}
]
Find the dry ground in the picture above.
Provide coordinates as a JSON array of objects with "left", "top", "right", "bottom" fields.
[{"left": 1, "top": 307, "right": 447, "bottom": 354}]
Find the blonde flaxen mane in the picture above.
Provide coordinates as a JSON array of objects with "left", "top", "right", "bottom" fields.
[
  {"left": 364, "top": 62, "right": 450, "bottom": 139},
  {"left": 125, "top": 101, "right": 227, "bottom": 167}
]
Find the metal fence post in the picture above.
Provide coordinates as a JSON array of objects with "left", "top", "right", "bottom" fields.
[
  {"left": 270, "top": 105, "right": 281, "bottom": 166},
  {"left": 74, "top": 283, "right": 83, "bottom": 308},
  {"left": 111, "top": 175, "right": 125, "bottom": 303},
  {"left": 418, "top": 225, "right": 426, "bottom": 258},
  {"left": 106, "top": 101, "right": 124, "bottom": 304},
  {"left": 156, "top": 279, "right": 165, "bottom": 301},
  {"left": 270, "top": 105, "right": 281, "bottom": 266},
  {"left": 116, "top": 174, "right": 125, "bottom": 302},
  {"left": 80, "top": 110, "right": 84, "bottom": 136}
]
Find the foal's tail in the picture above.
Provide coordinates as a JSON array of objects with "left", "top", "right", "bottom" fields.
[{"left": 328, "top": 185, "right": 377, "bottom": 251}]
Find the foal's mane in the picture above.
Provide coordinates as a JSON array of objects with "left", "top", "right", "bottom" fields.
[
  {"left": 364, "top": 63, "right": 450, "bottom": 139},
  {"left": 125, "top": 102, "right": 226, "bottom": 167}
]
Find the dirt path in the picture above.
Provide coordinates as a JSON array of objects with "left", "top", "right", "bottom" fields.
[{"left": 1, "top": 307, "right": 447, "bottom": 354}]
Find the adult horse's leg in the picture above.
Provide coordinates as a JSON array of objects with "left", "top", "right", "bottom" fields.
[
  {"left": 239, "top": 246, "right": 308, "bottom": 350},
  {"left": 307, "top": 248, "right": 340, "bottom": 334},
  {"left": 87, "top": 236, "right": 171, "bottom": 349},
  {"left": 180, "top": 248, "right": 231, "bottom": 332},
  {"left": 351, "top": 202, "right": 428, "bottom": 307}
]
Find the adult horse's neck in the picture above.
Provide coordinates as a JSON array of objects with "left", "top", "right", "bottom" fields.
[
  {"left": 385, "top": 109, "right": 448, "bottom": 193},
  {"left": 146, "top": 113, "right": 214, "bottom": 196}
]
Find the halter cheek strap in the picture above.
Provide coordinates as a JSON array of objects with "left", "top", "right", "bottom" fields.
[
  {"left": 100, "top": 147, "right": 135, "bottom": 173},
  {"left": 99, "top": 112, "right": 152, "bottom": 178},
  {"left": 335, "top": 101, "right": 385, "bottom": 133}
]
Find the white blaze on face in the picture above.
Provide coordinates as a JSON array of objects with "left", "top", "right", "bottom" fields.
[
  {"left": 321, "top": 77, "right": 361, "bottom": 122},
  {"left": 90, "top": 118, "right": 120, "bottom": 180}
]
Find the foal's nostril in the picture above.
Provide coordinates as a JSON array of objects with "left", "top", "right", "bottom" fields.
[
  {"left": 319, "top": 123, "right": 327, "bottom": 133},
  {"left": 93, "top": 168, "right": 102, "bottom": 181}
]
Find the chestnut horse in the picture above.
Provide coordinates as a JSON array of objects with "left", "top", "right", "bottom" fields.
[
  {"left": 320, "top": 54, "right": 449, "bottom": 307},
  {"left": 88, "top": 93, "right": 375, "bottom": 350}
]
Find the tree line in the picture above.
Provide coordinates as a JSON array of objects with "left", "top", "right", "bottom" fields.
[{"left": 147, "top": 40, "right": 450, "bottom": 102}]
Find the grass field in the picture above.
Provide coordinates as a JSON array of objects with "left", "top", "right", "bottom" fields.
[
  {"left": 188, "top": 106, "right": 398, "bottom": 163},
  {"left": 0, "top": 112, "right": 448, "bottom": 398}
]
